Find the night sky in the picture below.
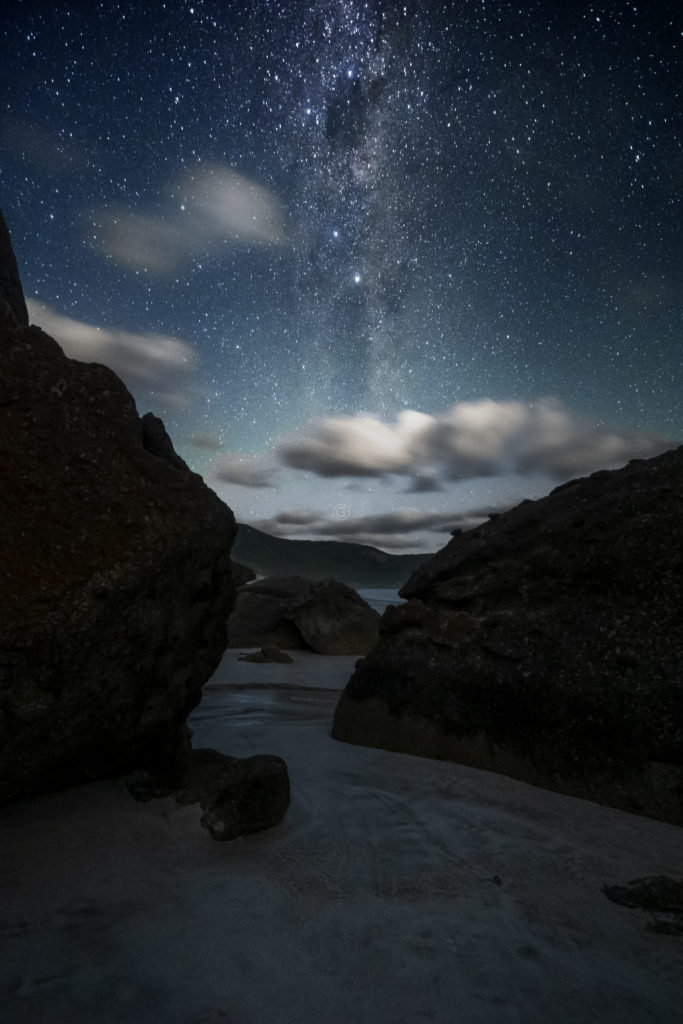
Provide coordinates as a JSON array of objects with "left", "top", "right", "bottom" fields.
[{"left": 2, "top": 0, "right": 680, "bottom": 551}]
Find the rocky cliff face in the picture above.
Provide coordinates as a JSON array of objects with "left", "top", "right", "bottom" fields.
[
  {"left": 0, "top": 211, "right": 238, "bottom": 803},
  {"left": 0, "top": 211, "right": 28, "bottom": 327},
  {"left": 333, "top": 447, "right": 683, "bottom": 824}
]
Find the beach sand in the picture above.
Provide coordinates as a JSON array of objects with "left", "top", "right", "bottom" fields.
[{"left": 1, "top": 646, "right": 682, "bottom": 1023}]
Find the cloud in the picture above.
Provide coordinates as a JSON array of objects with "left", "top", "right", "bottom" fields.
[
  {"left": 311, "top": 508, "right": 498, "bottom": 538},
  {"left": 96, "top": 213, "right": 184, "bottom": 274},
  {"left": 251, "top": 505, "right": 501, "bottom": 550},
  {"left": 94, "top": 163, "right": 285, "bottom": 273},
  {"left": 26, "top": 299, "right": 196, "bottom": 411},
  {"left": 271, "top": 509, "right": 321, "bottom": 526},
  {"left": 209, "top": 455, "right": 278, "bottom": 489},
  {"left": 278, "top": 409, "right": 432, "bottom": 477},
  {"left": 1, "top": 114, "right": 88, "bottom": 174},
  {"left": 277, "top": 399, "right": 673, "bottom": 482},
  {"left": 404, "top": 473, "right": 442, "bottom": 493},
  {"left": 250, "top": 511, "right": 322, "bottom": 537},
  {"left": 187, "top": 433, "right": 223, "bottom": 451}
]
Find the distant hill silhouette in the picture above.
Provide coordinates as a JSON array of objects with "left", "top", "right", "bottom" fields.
[{"left": 232, "top": 523, "right": 432, "bottom": 589}]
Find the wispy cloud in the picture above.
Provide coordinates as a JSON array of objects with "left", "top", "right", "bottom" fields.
[
  {"left": 277, "top": 398, "right": 673, "bottom": 482},
  {"left": 252, "top": 505, "right": 500, "bottom": 550},
  {"left": 26, "top": 299, "right": 196, "bottom": 411},
  {"left": 187, "top": 433, "right": 223, "bottom": 451},
  {"left": 209, "top": 454, "right": 279, "bottom": 489},
  {"left": 1, "top": 114, "right": 88, "bottom": 174},
  {"left": 93, "top": 163, "right": 285, "bottom": 274}
]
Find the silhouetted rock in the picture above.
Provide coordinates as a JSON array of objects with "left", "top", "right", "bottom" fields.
[
  {"left": 0, "top": 211, "right": 237, "bottom": 803},
  {"left": 229, "top": 575, "right": 380, "bottom": 655},
  {"left": 0, "top": 211, "right": 28, "bottom": 327},
  {"left": 333, "top": 448, "right": 683, "bottom": 824},
  {"left": 603, "top": 876, "right": 683, "bottom": 935},
  {"left": 238, "top": 646, "right": 294, "bottom": 664},
  {"left": 176, "top": 748, "right": 290, "bottom": 842}
]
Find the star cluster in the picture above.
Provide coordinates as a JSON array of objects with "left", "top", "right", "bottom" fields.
[{"left": 2, "top": 0, "right": 680, "bottom": 548}]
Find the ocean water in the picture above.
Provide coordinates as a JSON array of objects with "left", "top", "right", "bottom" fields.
[{"left": 359, "top": 587, "right": 402, "bottom": 614}]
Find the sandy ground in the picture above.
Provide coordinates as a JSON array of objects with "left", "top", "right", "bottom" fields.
[{"left": 1, "top": 633, "right": 682, "bottom": 1022}]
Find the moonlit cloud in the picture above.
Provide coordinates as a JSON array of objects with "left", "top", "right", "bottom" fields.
[
  {"left": 277, "top": 399, "right": 673, "bottom": 482},
  {"left": 209, "top": 455, "right": 279, "bottom": 489},
  {"left": 96, "top": 213, "right": 184, "bottom": 273},
  {"left": 252, "top": 505, "right": 501, "bottom": 550},
  {"left": 271, "top": 509, "right": 320, "bottom": 526},
  {"left": 94, "top": 163, "right": 285, "bottom": 273},
  {"left": 188, "top": 433, "right": 223, "bottom": 451},
  {"left": 178, "top": 165, "right": 284, "bottom": 245},
  {"left": 1, "top": 114, "right": 88, "bottom": 174},
  {"left": 26, "top": 299, "right": 196, "bottom": 411},
  {"left": 277, "top": 409, "right": 433, "bottom": 477},
  {"left": 403, "top": 473, "right": 442, "bottom": 494}
]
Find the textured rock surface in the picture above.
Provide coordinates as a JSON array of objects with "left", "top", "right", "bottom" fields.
[
  {"left": 176, "top": 747, "right": 290, "bottom": 842},
  {"left": 333, "top": 448, "right": 683, "bottom": 824},
  {"left": 603, "top": 877, "right": 683, "bottom": 935},
  {"left": 0, "top": 211, "right": 28, "bottom": 327},
  {"left": 0, "top": 212, "right": 237, "bottom": 803},
  {"left": 229, "top": 575, "right": 380, "bottom": 654}
]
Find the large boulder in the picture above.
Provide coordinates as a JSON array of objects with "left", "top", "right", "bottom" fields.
[
  {"left": 229, "top": 575, "right": 380, "bottom": 655},
  {"left": 0, "top": 210, "right": 238, "bottom": 803},
  {"left": 176, "top": 748, "right": 290, "bottom": 841},
  {"left": 333, "top": 448, "right": 683, "bottom": 824}
]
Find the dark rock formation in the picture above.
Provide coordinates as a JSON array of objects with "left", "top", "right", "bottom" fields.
[
  {"left": 0, "top": 211, "right": 28, "bottom": 327},
  {"left": 238, "top": 646, "right": 294, "bottom": 664},
  {"left": 333, "top": 448, "right": 683, "bottom": 824},
  {"left": 0, "top": 211, "right": 237, "bottom": 803},
  {"left": 603, "top": 877, "right": 683, "bottom": 935},
  {"left": 176, "top": 748, "right": 290, "bottom": 842},
  {"left": 229, "top": 575, "right": 380, "bottom": 655}
]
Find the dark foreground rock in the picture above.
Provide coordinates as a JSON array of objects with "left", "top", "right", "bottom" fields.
[
  {"left": 603, "top": 877, "right": 683, "bottom": 935},
  {"left": 0, "top": 211, "right": 28, "bottom": 327},
  {"left": 238, "top": 646, "right": 294, "bottom": 664},
  {"left": 333, "top": 447, "right": 683, "bottom": 824},
  {"left": 0, "top": 211, "right": 238, "bottom": 803},
  {"left": 176, "top": 747, "right": 290, "bottom": 841},
  {"left": 229, "top": 575, "right": 380, "bottom": 655}
]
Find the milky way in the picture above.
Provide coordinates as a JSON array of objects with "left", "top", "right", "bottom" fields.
[{"left": 2, "top": 1, "right": 680, "bottom": 548}]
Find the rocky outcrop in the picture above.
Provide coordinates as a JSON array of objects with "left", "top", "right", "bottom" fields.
[
  {"left": 0, "top": 211, "right": 238, "bottom": 804},
  {"left": 229, "top": 575, "right": 380, "bottom": 655},
  {"left": 0, "top": 211, "right": 28, "bottom": 327},
  {"left": 176, "top": 748, "right": 290, "bottom": 841},
  {"left": 333, "top": 448, "right": 683, "bottom": 824},
  {"left": 603, "top": 877, "right": 683, "bottom": 935}
]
